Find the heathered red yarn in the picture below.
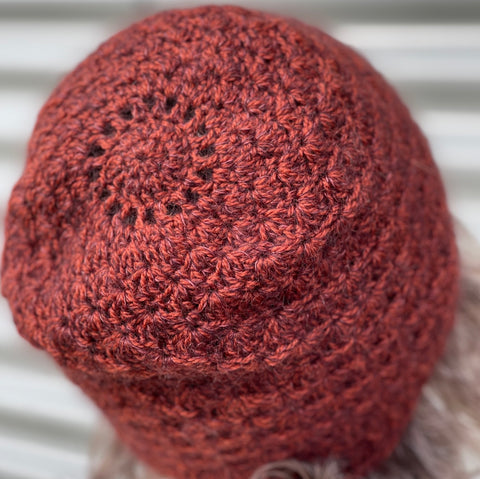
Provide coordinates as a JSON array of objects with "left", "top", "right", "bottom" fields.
[{"left": 1, "top": 5, "right": 460, "bottom": 479}]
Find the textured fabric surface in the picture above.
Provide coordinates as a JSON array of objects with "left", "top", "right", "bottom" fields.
[{"left": 0, "top": 5, "right": 460, "bottom": 479}]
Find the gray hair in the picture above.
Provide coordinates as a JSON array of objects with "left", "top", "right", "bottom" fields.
[{"left": 90, "top": 217, "right": 480, "bottom": 479}]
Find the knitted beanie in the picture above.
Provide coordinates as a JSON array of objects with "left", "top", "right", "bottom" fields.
[{"left": 1, "top": 5, "right": 460, "bottom": 479}]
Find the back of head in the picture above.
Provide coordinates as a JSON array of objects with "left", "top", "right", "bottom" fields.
[{"left": 0, "top": 5, "right": 460, "bottom": 479}]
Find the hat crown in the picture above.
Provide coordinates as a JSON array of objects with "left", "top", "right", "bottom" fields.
[{"left": 3, "top": 6, "right": 386, "bottom": 376}]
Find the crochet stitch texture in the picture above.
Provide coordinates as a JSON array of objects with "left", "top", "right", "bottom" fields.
[{"left": 1, "top": 5, "right": 460, "bottom": 479}]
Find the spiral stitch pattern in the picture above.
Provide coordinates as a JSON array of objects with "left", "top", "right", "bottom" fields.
[{"left": 1, "top": 5, "right": 460, "bottom": 479}]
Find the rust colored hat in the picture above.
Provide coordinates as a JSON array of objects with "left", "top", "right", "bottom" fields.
[{"left": 1, "top": 5, "right": 460, "bottom": 479}]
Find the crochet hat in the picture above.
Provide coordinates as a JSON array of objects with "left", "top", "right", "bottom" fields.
[{"left": 1, "top": 5, "right": 460, "bottom": 479}]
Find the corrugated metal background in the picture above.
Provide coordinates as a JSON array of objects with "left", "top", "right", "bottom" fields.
[{"left": 0, "top": 1, "right": 479, "bottom": 478}]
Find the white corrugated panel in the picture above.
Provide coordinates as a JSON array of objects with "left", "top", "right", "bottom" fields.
[{"left": 0, "top": 1, "right": 479, "bottom": 478}]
